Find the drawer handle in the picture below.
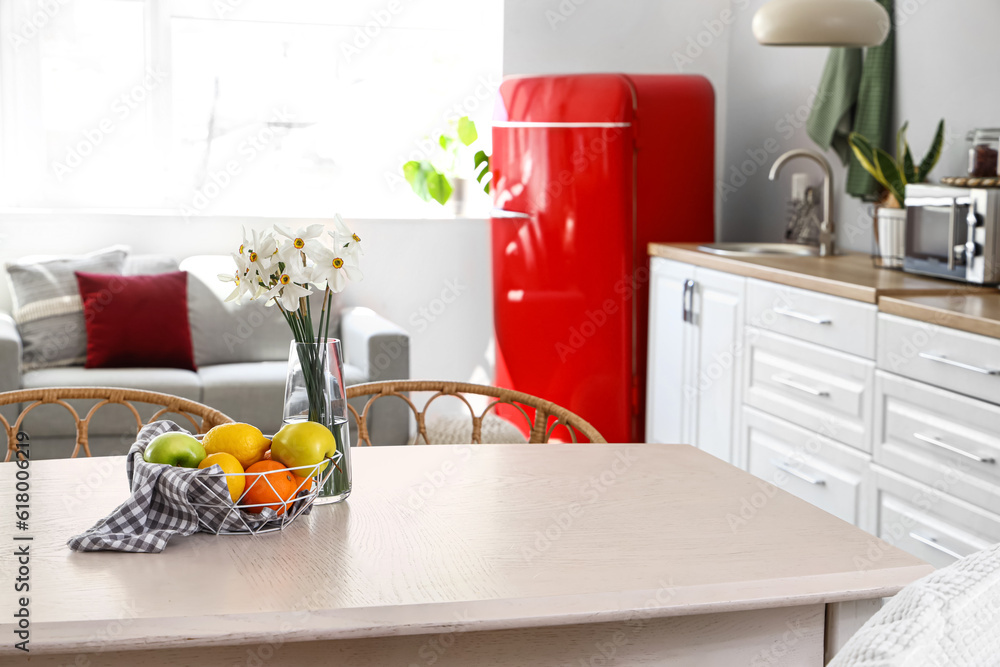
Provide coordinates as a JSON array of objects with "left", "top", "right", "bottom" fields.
[
  {"left": 491, "top": 207, "right": 531, "bottom": 220},
  {"left": 918, "top": 352, "right": 1000, "bottom": 376},
  {"left": 682, "top": 279, "right": 696, "bottom": 323},
  {"left": 773, "top": 307, "right": 832, "bottom": 325},
  {"left": 772, "top": 459, "right": 826, "bottom": 485},
  {"left": 908, "top": 532, "right": 964, "bottom": 560},
  {"left": 771, "top": 375, "right": 830, "bottom": 397},
  {"left": 913, "top": 433, "right": 996, "bottom": 464}
]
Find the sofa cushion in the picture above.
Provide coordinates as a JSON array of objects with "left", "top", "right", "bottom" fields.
[
  {"left": 20, "top": 366, "right": 202, "bottom": 440},
  {"left": 77, "top": 271, "right": 196, "bottom": 371},
  {"left": 181, "top": 255, "right": 340, "bottom": 365},
  {"left": 199, "top": 361, "right": 367, "bottom": 436},
  {"left": 198, "top": 362, "right": 286, "bottom": 435},
  {"left": 185, "top": 272, "right": 296, "bottom": 367},
  {"left": 124, "top": 255, "right": 179, "bottom": 275},
  {"left": 121, "top": 255, "right": 280, "bottom": 367},
  {"left": 343, "top": 362, "right": 366, "bottom": 386},
  {"left": 5, "top": 246, "right": 128, "bottom": 370}
]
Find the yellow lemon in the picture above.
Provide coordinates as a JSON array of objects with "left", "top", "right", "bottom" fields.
[
  {"left": 198, "top": 452, "right": 246, "bottom": 503},
  {"left": 201, "top": 423, "right": 270, "bottom": 470}
]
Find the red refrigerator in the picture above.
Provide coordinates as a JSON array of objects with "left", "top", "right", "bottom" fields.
[{"left": 491, "top": 74, "right": 714, "bottom": 443}]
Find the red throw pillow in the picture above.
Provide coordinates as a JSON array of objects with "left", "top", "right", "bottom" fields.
[{"left": 76, "top": 271, "right": 196, "bottom": 371}]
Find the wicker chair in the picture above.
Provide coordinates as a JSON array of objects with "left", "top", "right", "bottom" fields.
[
  {"left": 345, "top": 381, "right": 606, "bottom": 446},
  {"left": 0, "top": 387, "right": 233, "bottom": 461}
]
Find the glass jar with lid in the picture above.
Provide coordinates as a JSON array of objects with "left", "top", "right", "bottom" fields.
[{"left": 968, "top": 128, "right": 1000, "bottom": 177}]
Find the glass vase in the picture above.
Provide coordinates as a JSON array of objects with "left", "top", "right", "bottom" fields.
[{"left": 282, "top": 340, "right": 352, "bottom": 504}]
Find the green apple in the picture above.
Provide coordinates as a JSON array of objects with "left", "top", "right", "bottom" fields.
[
  {"left": 143, "top": 432, "right": 207, "bottom": 468},
  {"left": 270, "top": 422, "right": 337, "bottom": 476}
]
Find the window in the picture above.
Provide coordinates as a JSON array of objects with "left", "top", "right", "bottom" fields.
[{"left": 0, "top": 0, "right": 502, "bottom": 217}]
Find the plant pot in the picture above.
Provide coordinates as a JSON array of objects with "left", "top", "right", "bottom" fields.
[
  {"left": 874, "top": 207, "right": 907, "bottom": 269},
  {"left": 451, "top": 177, "right": 467, "bottom": 217}
]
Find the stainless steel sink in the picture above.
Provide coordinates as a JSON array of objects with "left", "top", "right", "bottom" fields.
[{"left": 697, "top": 242, "right": 820, "bottom": 257}]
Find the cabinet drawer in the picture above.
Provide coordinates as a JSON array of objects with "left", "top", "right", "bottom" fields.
[
  {"left": 745, "top": 328, "right": 875, "bottom": 451},
  {"left": 875, "top": 372, "right": 1000, "bottom": 513},
  {"left": 873, "top": 467, "right": 1000, "bottom": 568},
  {"left": 744, "top": 407, "right": 870, "bottom": 528},
  {"left": 877, "top": 313, "right": 1000, "bottom": 404},
  {"left": 746, "top": 279, "right": 877, "bottom": 358}
]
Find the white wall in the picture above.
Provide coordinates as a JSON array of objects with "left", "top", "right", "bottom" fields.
[
  {"left": 0, "top": 213, "right": 494, "bottom": 384},
  {"left": 505, "top": 0, "right": 1000, "bottom": 253},
  {"left": 721, "top": 0, "right": 1000, "bottom": 251},
  {"left": 503, "top": 0, "right": 733, "bottom": 236},
  {"left": 5, "top": 1, "right": 990, "bottom": 390}
]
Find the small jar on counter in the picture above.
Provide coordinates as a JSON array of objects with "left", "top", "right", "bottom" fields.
[{"left": 968, "top": 128, "right": 1000, "bottom": 177}]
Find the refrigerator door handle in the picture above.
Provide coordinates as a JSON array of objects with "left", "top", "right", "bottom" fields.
[
  {"left": 491, "top": 207, "right": 532, "bottom": 220},
  {"left": 682, "top": 279, "right": 696, "bottom": 323}
]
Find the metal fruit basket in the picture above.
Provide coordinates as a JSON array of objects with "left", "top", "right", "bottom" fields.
[{"left": 186, "top": 447, "right": 343, "bottom": 536}]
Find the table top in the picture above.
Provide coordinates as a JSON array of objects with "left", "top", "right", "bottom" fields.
[
  {"left": 0, "top": 443, "right": 931, "bottom": 655},
  {"left": 648, "top": 243, "right": 991, "bottom": 303},
  {"left": 880, "top": 291, "right": 1000, "bottom": 339}
]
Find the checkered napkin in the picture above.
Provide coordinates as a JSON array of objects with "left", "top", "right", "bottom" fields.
[{"left": 67, "top": 421, "right": 287, "bottom": 553}]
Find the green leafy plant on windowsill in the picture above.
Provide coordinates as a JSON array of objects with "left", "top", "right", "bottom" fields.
[
  {"left": 848, "top": 119, "right": 945, "bottom": 208},
  {"left": 403, "top": 116, "right": 491, "bottom": 206}
]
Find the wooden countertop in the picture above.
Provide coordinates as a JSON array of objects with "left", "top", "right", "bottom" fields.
[
  {"left": 0, "top": 443, "right": 930, "bottom": 657},
  {"left": 648, "top": 243, "right": 989, "bottom": 304},
  {"left": 879, "top": 292, "right": 1000, "bottom": 339}
]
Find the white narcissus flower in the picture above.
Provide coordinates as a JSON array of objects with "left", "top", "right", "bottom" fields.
[
  {"left": 261, "top": 261, "right": 313, "bottom": 311},
  {"left": 223, "top": 216, "right": 361, "bottom": 319},
  {"left": 219, "top": 271, "right": 241, "bottom": 302},
  {"left": 274, "top": 223, "right": 326, "bottom": 261},
  {"left": 248, "top": 228, "right": 278, "bottom": 275},
  {"left": 219, "top": 252, "right": 259, "bottom": 302},
  {"left": 228, "top": 227, "right": 279, "bottom": 296},
  {"left": 330, "top": 214, "right": 363, "bottom": 255},
  {"left": 310, "top": 243, "right": 363, "bottom": 293}
]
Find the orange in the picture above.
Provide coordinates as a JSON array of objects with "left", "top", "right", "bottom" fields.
[
  {"left": 241, "top": 461, "right": 311, "bottom": 516},
  {"left": 202, "top": 423, "right": 270, "bottom": 469},
  {"left": 197, "top": 452, "right": 246, "bottom": 503}
]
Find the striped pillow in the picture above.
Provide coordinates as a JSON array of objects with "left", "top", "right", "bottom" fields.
[{"left": 5, "top": 246, "right": 128, "bottom": 370}]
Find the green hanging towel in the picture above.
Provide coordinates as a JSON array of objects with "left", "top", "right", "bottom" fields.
[
  {"left": 847, "top": 0, "right": 895, "bottom": 200},
  {"left": 806, "top": 48, "right": 863, "bottom": 165},
  {"left": 806, "top": 0, "right": 895, "bottom": 201}
]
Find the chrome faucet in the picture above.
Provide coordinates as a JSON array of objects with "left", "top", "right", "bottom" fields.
[{"left": 769, "top": 149, "right": 835, "bottom": 257}]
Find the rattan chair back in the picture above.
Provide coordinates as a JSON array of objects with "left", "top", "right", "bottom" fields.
[
  {"left": 345, "top": 380, "right": 606, "bottom": 446},
  {"left": 0, "top": 387, "right": 233, "bottom": 460}
]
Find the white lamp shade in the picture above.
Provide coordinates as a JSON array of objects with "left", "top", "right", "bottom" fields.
[{"left": 753, "top": 0, "right": 891, "bottom": 47}]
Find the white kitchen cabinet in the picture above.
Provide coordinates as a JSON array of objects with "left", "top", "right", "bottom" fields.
[
  {"left": 647, "top": 257, "right": 745, "bottom": 464},
  {"left": 872, "top": 466, "right": 1000, "bottom": 568},
  {"left": 743, "top": 407, "right": 872, "bottom": 530},
  {"left": 744, "top": 328, "right": 875, "bottom": 452},
  {"left": 877, "top": 313, "right": 1000, "bottom": 405},
  {"left": 647, "top": 258, "right": 696, "bottom": 446},
  {"left": 875, "top": 371, "right": 1000, "bottom": 514},
  {"left": 746, "top": 279, "right": 878, "bottom": 359},
  {"left": 646, "top": 251, "right": 1000, "bottom": 552}
]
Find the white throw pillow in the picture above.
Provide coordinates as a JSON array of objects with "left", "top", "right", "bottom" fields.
[
  {"left": 829, "top": 543, "right": 1000, "bottom": 666},
  {"left": 181, "top": 255, "right": 340, "bottom": 366}
]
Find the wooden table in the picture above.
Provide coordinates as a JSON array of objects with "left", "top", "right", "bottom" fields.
[{"left": 0, "top": 444, "right": 931, "bottom": 666}]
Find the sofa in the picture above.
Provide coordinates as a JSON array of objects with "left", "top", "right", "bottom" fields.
[{"left": 0, "top": 253, "right": 410, "bottom": 459}]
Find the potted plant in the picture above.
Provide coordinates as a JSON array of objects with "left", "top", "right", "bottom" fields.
[
  {"left": 403, "top": 116, "right": 491, "bottom": 214},
  {"left": 848, "top": 120, "right": 944, "bottom": 267}
]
